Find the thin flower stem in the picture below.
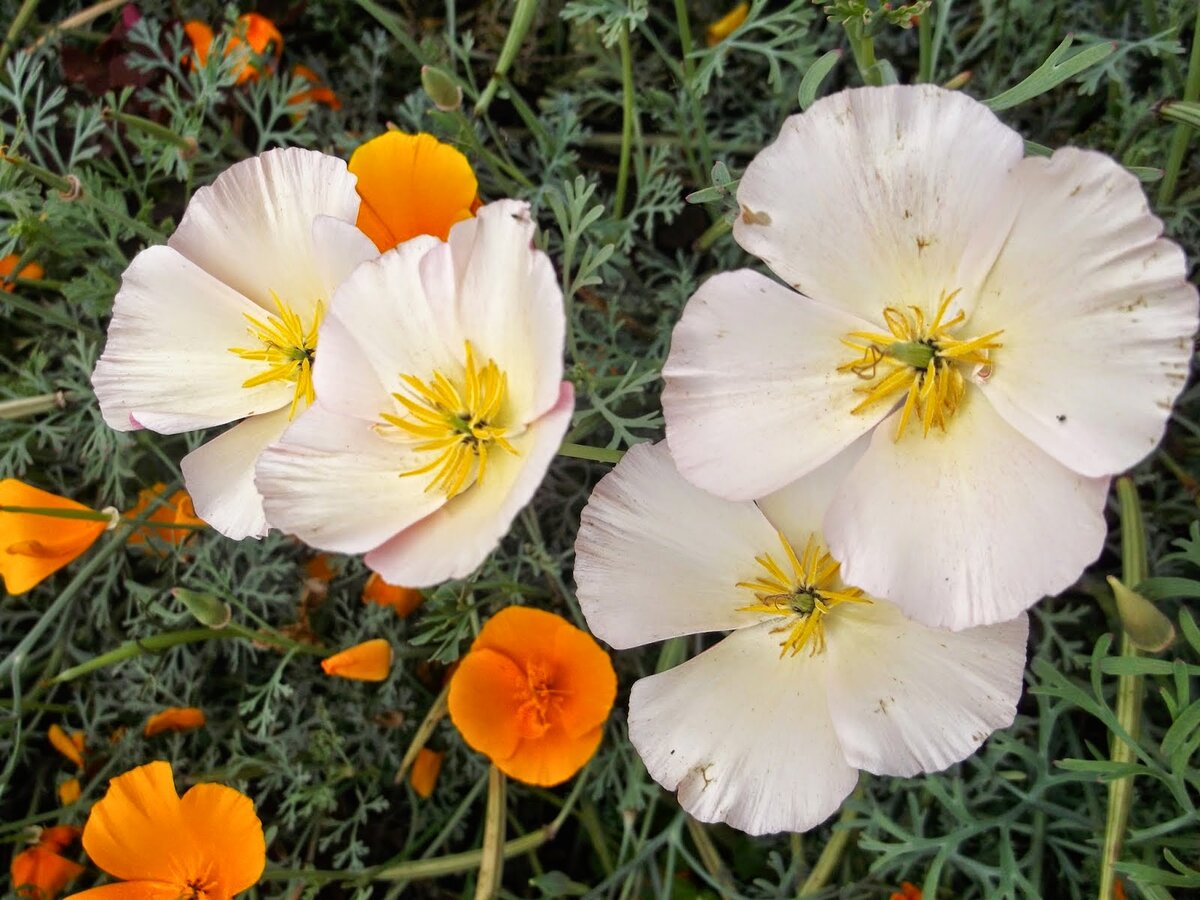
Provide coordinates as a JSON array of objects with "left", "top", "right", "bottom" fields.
[
  {"left": 670, "top": 0, "right": 713, "bottom": 177},
  {"left": 798, "top": 797, "right": 859, "bottom": 895},
  {"left": 1098, "top": 477, "right": 1149, "bottom": 900},
  {"left": 0, "top": 0, "right": 37, "bottom": 70},
  {"left": 0, "top": 504, "right": 115, "bottom": 523},
  {"left": 694, "top": 216, "right": 731, "bottom": 252},
  {"left": 1156, "top": 2, "right": 1200, "bottom": 206},
  {"left": 394, "top": 683, "right": 450, "bottom": 783},
  {"left": 844, "top": 19, "right": 880, "bottom": 86},
  {"left": 557, "top": 441, "right": 625, "bottom": 464},
  {"left": 684, "top": 816, "right": 734, "bottom": 894},
  {"left": 104, "top": 108, "right": 197, "bottom": 155},
  {"left": 475, "top": 765, "right": 507, "bottom": 899},
  {"left": 614, "top": 24, "right": 636, "bottom": 219},
  {"left": 0, "top": 392, "right": 66, "bottom": 419},
  {"left": 917, "top": 11, "right": 933, "bottom": 82},
  {"left": 475, "top": 0, "right": 539, "bottom": 116}
]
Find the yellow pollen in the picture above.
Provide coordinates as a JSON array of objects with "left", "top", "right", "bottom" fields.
[
  {"left": 229, "top": 292, "right": 323, "bottom": 420},
  {"left": 836, "top": 289, "right": 1002, "bottom": 440},
  {"left": 381, "top": 341, "right": 518, "bottom": 498},
  {"left": 736, "top": 531, "right": 871, "bottom": 657}
]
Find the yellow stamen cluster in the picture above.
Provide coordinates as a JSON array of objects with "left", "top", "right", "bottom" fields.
[
  {"left": 737, "top": 531, "right": 871, "bottom": 657},
  {"left": 382, "top": 341, "right": 517, "bottom": 498},
  {"left": 229, "top": 292, "right": 323, "bottom": 419},
  {"left": 837, "top": 290, "right": 1002, "bottom": 440}
]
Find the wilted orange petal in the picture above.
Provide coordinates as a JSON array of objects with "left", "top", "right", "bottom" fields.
[
  {"left": 706, "top": 2, "right": 749, "bottom": 46},
  {"left": 47, "top": 725, "right": 85, "bottom": 770},
  {"left": 182, "top": 20, "right": 213, "bottom": 68},
  {"left": 348, "top": 131, "right": 478, "bottom": 251},
  {"left": 409, "top": 748, "right": 444, "bottom": 798},
  {"left": 11, "top": 845, "right": 84, "bottom": 900},
  {"left": 57, "top": 778, "right": 81, "bottom": 806},
  {"left": 1, "top": 481, "right": 107, "bottom": 595},
  {"left": 178, "top": 783, "right": 267, "bottom": 894},
  {"left": 143, "top": 707, "right": 206, "bottom": 737},
  {"left": 362, "top": 572, "right": 423, "bottom": 617},
  {"left": 38, "top": 827, "right": 82, "bottom": 855},
  {"left": 0, "top": 254, "right": 44, "bottom": 293},
  {"left": 304, "top": 553, "right": 337, "bottom": 583},
  {"left": 321, "top": 639, "right": 393, "bottom": 681},
  {"left": 124, "top": 484, "right": 203, "bottom": 551}
]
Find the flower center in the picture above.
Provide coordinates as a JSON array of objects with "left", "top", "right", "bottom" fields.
[
  {"left": 228, "top": 292, "right": 323, "bottom": 420},
  {"left": 737, "top": 531, "right": 871, "bottom": 656},
  {"left": 514, "top": 660, "right": 561, "bottom": 739},
  {"left": 380, "top": 341, "right": 518, "bottom": 498},
  {"left": 836, "top": 289, "right": 1002, "bottom": 440}
]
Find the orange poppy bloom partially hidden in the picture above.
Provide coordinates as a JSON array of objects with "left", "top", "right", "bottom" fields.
[
  {"left": 0, "top": 254, "right": 44, "bottom": 293},
  {"left": 409, "top": 747, "right": 444, "bottom": 798},
  {"left": 706, "top": 2, "right": 750, "bottom": 46},
  {"left": 67, "top": 760, "right": 265, "bottom": 900},
  {"left": 448, "top": 607, "right": 616, "bottom": 787},
  {"left": 321, "top": 638, "right": 393, "bottom": 681},
  {"left": 11, "top": 825, "right": 84, "bottom": 900},
  {"left": 362, "top": 572, "right": 423, "bottom": 617},
  {"left": 1, "top": 481, "right": 109, "bottom": 596},
  {"left": 143, "top": 706, "right": 207, "bottom": 737},
  {"left": 348, "top": 131, "right": 478, "bottom": 251},
  {"left": 289, "top": 64, "right": 341, "bottom": 111},
  {"left": 124, "top": 483, "right": 204, "bottom": 552},
  {"left": 184, "top": 13, "right": 283, "bottom": 84},
  {"left": 889, "top": 882, "right": 922, "bottom": 900},
  {"left": 48, "top": 725, "right": 86, "bottom": 770}
]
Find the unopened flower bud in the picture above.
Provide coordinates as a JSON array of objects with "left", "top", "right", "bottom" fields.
[
  {"left": 1107, "top": 576, "right": 1175, "bottom": 653},
  {"left": 422, "top": 66, "right": 463, "bottom": 112},
  {"left": 172, "top": 587, "right": 232, "bottom": 629}
]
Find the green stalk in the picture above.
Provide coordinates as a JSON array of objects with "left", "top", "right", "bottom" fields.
[
  {"left": 104, "top": 108, "right": 197, "bottom": 156},
  {"left": 917, "top": 9, "right": 932, "bottom": 82},
  {"left": 0, "top": 0, "right": 38, "bottom": 70},
  {"left": 475, "top": 0, "right": 539, "bottom": 116},
  {"left": 0, "top": 392, "right": 66, "bottom": 419},
  {"left": 1098, "top": 477, "right": 1149, "bottom": 900},
  {"left": 613, "top": 24, "right": 636, "bottom": 219},
  {"left": 557, "top": 442, "right": 625, "bottom": 464},
  {"left": 0, "top": 504, "right": 120, "bottom": 523},
  {"left": 671, "top": 0, "right": 713, "bottom": 177},
  {"left": 798, "top": 798, "right": 859, "bottom": 895},
  {"left": 1157, "top": 2, "right": 1200, "bottom": 206},
  {"left": 475, "top": 766, "right": 507, "bottom": 899},
  {"left": 684, "top": 816, "right": 734, "bottom": 894},
  {"left": 844, "top": 19, "right": 880, "bottom": 86},
  {"left": 394, "top": 684, "right": 450, "bottom": 783}
]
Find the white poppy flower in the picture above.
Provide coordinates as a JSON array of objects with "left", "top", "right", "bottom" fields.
[
  {"left": 255, "top": 200, "right": 573, "bottom": 586},
  {"left": 662, "top": 85, "right": 1197, "bottom": 629},
  {"left": 574, "top": 440, "right": 1028, "bottom": 836},
  {"left": 91, "top": 148, "right": 377, "bottom": 539}
]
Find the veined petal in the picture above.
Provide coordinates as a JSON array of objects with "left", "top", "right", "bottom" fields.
[
  {"left": 825, "top": 393, "right": 1110, "bottom": 630},
  {"left": 575, "top": 441, "right": 783, "bottom": 649},
  {"left": 167, "top": 147, "right": 359, "bottom": 317},
  {"left": 365, "top": 383, "right": 573, "bottom": 587},
  {"left": 0, "top": 480, "right": 107, "bottom": 595},
  {"left": 310, "top": 214, "right": 378, "bottom": 295},
  {"left": 178, "top": 783, "right": 266, "bottom": 895},
  {"left": 256, "top": 403, "right": 445, "bottom": 553},
  {"left": 824, "top": 601, "right": 1028, "bottom": 776},
  {"left": 970, "top": 148, "right": 1198, "bottom": 477},
  {"left": 181, "top": 408, "right": 293, "bottom": 540},
  {"left": 66, "top": 882, "right": 181, "bottom": 899},
  {"left": 662, "top": 269, "right": 890, "bottom": 500},
  {"left": 755, "top": 434, "right": 869, "bottom": 550},
  {"left": 629, "top": 623, "right": 857, "bottom": 835},
  {"left": 91, "top": 246, "right": 291, "bottom": 433},
  {"left": 733, "top": 85, "right": 1023, "bottom": 322},
  {"left": 448, "top": 201, "right": 566, "bottom": 423}
]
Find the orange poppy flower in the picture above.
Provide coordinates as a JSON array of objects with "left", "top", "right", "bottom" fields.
[
  {"left": 0, "top": 254, "right": 44, "bottom": 292},
  {"left": 448, "top": 607, "right": 617, "bottom": 786},
  {"left": 409, "top": 747, "right": 444, "bottom": 798},
  {"left": 1, "top": 481, "right": 109, "bottom": 596},
  {"left": 706, "top": 2, "right": 749, "bottom": 46},
  {"left": 321, "top": 638, "right": 393, "bottom": 681},
  {"left": 57, "top": 778, "right": 82, "bottom": 806},
  {"left": 289, "top": 64, "right": 341, "bottom": 110},
  {"left": 889, "top": 882, "right": 922, "bottom": 900},
  {"left": 123, "top": 483, "right": 204, "bottom": 552},
  {"left": 67, "top": 760, "right": 265, "bottom": 900},
  {"left": 143, "top": 706, "right": 207, "bottom": 737},
  {"left": 184, "top": 13, "right": 282, "bottom": 84},
  {"left": 362, "top": 572, "right": 423, "bottom": 617},
  {"left": 11, "top": 825, "right": 84, "bottom": 900},
  {"left": 48, "top": 725, "right": 86, "bottom": 770},
  {"left": 347, "top": 131, "right": 478, "bottom": 251}
]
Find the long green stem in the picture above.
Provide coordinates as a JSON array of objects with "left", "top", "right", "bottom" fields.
[
  {"left": 799, "top": 798, "right": 859, "bottom": 895},
  {"left": 0, "top": 392, "right": 66, "bottom": 419},
  {"left": 671, "top": 0, "right": 713, "bottom": 176},
  {"left": 1098, "top": 478, "right": 1149, "bottom": 900},
  {"left": 1157, "top": 2, "right": 1200, "bottom": 206},
  {"left": 557, "top": 442, "right": 625, "bottom": 464},
  {"left": 475, "top": 766, "right": 507, "bottom": 899},
  {"left": 844, "top": 19, "right": 880, "bottom": 86},
  {"left": 475, "top": 0, "right": 539, "bottom": 116},
  {"left": 917, "top": 10, "right": 933, "bottom": 82},
  {"left": 0, "top": 0, "right": 38, "bottom": 69},
  {"left": 614, "top": 24, "right": 636, "bottom": 219}
]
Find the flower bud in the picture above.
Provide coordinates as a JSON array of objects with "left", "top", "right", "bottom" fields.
[
  {"left": 172, "top": 587, "right": 232, "bottom": 629},
  {"left": 1107, "top": 576, "right": 1175, "bottom": 653},
  {"left": 422, "top": 65, "right": 463, "bottom": 112}
]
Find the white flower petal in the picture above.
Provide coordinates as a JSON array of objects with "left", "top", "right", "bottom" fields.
[
  {"left": 92, "top": 246, "right": 291, "bottom": 433},
  {"left": 662, "top": 269, "right": 889, "bottom": 500},
  {"left": 970, "top": 148, "right": 1198, "bottom": 477},
  {"left": 575, "top": 441, "right": 783, "bottom": 649},
  {"left": 255, "top": 403, "right": 445, "bottom": 553},
  {"left": 629, "top": 623, "right": 858, "bottom": 835},
  {"left": 734, "top": 85, "right": 1024, "bottom": 322},
  {"left": 755, "top": 434, "right": 869, "bottom": 549},
  {"left": 448, "top": 200, "right": 566, "bottom": 422},
  {"left": 312, "top": 235, "right": 452, "bottom": 422},
  {"left": 824, "top": 601, "right": 1027, "bottom": 776},
  {"left": 311, "top": 214, "right": 379, "bottom": 291},
  {"left": 824, "top": 393, "right": 1110, "bottom": 630},
  {"left": 168, "top": 148, "right": 359, "bottom": 316},
  {"left": 365, "top": 382, "right": 574, "bottom": 587},
  {"left": 181, "top": 408, "right": 293, "bottom": 539}
]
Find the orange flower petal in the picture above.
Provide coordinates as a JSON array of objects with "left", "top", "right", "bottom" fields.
[
  {"left": 321, "top": 639, "right": 393, "bottom": 681},
  {"left": 706, "top": 2, "right": 749, "bottom": 46},
  {"left": 38, "top": 827, "right": 82, "bottom": 854},
  {"left": 0, "top": 254, "right": 44, "bottom": 293},
  {"left": 11, "top": 846, "right": 84, "bottom": 900},
  {"left": 47, "top": 725, "right": 85, "bottom": 770},
  {"left": 1, "top": 481, "right": 107, "bottom": 595},
  {"left": 182, "top": 20, "right": 213, "bottom": 68},
  {"left": 142, "top": 707, "right": 206, "bottom": 737},
  {"left": 178, "top": 783, "right": 267, "bottom": 894},
  {"left": 229, "top": 13, "right": 282, "bottom": 84},
  {"left": 348, "top": 131, "right": 478, "bottom": 251},
  {"left": 57, "top": 778, "right": 81, "bottom": 806},
  {"left": 66, "top": 882, "right": 185, "bottom": 899},
  {"left": 124, "top": 484, "right": 203, "bottom": 551},
  {"left": 362, "top": 572, "right": 423, "bottom": 617},
  {"left": 288, "top": 65, "right": 341, "bottom": 110},
  {"left": 449, "top": 607, "right": 617, "bottom": 786},
  {"left": 409, "top": 748, "right": 444, "bottom": 798},
  {"left": 304, "top": 553, "right": 337, "bottom": 583},
  {"left": 889, "top": 883, "right": 923, "bottom": 900}
]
